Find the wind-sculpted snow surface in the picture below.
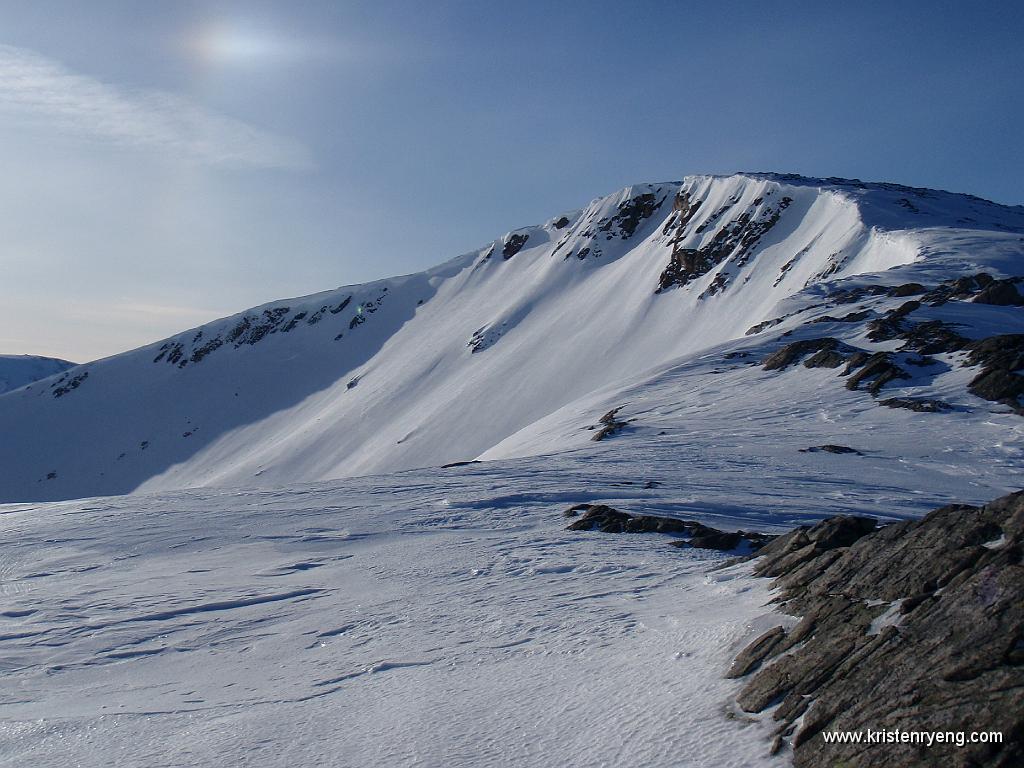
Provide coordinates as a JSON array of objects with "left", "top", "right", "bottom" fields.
[
  {"left": 3, "top": 436, "right": 1017, "bottom": 767},
  {"left": 1, "top": 173, "right": 1023, "bottom": 502},
  {"left": 0, "top": 461, "right": 796, "bottom": 768},
  {"left": 4, "top": 435, "right": 1016, "bottom": 768}
]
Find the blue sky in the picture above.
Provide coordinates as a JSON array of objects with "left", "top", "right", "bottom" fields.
[{"left": 2, "top": 0, "right": 1022, "bottom": 361}]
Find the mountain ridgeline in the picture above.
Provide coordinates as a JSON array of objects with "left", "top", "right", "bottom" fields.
[
  {"left": 2, "top": 173, "right": 1022, "bottom": 502},
  {"left": 0, "top": 354, "right": 76, "bottom": 396}
]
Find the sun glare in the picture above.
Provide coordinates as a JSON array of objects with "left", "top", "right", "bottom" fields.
[{"left": 185, "top": 22, "right": 298, "bottom": 65}]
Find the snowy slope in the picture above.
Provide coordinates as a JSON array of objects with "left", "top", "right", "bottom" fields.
[
  {"left": 0, "top": 354, "right": 75, "bottom": 395},
  {"left": 1, "top": 173, "right": 1022, "bottom": 503}
]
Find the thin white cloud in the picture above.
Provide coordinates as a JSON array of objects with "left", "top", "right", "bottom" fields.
[{"left": 0, "top": 44, "right": 311, "bottom": 169}]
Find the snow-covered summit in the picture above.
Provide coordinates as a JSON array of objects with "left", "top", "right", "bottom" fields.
[
  {"left": 737, "top": 171, "right": 1024, "bottom": 231},
  {"left": 1, "top": 172, "right": 1021, "bottom": 503}
]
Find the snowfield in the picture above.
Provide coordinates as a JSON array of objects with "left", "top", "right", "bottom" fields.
[
  {"left": 1, "top": 405, "right": 1018, "bottom": 766},
  {"left": 2, "top": 462, "right": 792, "bottom": 768}
]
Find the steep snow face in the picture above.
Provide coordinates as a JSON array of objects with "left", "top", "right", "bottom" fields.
[
  {"left": 0, "top": 354, "right": 76, "bottom": 395},
  {"left": 1, "top": 173, "right": 1022, "bottom": 502}
]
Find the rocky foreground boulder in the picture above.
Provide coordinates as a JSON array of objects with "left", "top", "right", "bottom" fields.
[{"left": 732, "top": 491, "right": 1024, "bottom": 767}]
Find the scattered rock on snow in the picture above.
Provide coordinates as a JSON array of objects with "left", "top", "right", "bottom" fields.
[
  {"left": 589, "top": 408, "right": 630, "bottom": 441},
  {"left": 564, "top": 504, "right": 775, "bottom": 551},
  {"left": 844, "top": 352, "right": 910, "bottom": 395},
  {"left": 762, "top": 338, "right": 845, "bottom": 371},
  {"left": 921, "top": 272, "right": 995, "bottom": 305},
  {"left": 879, "top": 397, "right": 954, "bottom": 413},
  {"left": 51, "top": 371, "right": 89, "bottom": 398},
  {"left": 799, "top": 445, "right": 864, "bottom": 455},
  {"left": 657, "top": 197, "right": 792, "bottom": 293}
]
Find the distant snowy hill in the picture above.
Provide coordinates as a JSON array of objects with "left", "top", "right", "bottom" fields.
[
  {"left": 1, "top": 172, "right": 1022, "bottom": 503},
  {"left": 0, "top": 354, "right": 76, "bottom": 395}
]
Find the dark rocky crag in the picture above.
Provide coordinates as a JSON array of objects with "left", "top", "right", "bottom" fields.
[{"left": 731, "top": 491, "right": 1024, "bottom": 767}]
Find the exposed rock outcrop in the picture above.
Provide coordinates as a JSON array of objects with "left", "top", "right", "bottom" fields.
[
  {"left": 51, "top": 371, "right": 89, "bottom": 398},
  {"left": 762, "top": 338, "right": 847, "bottom": 371},
  {"left": 589, "top": 408, "right": 630, "bottom": 441},
  {"left": 922, "top": 272, "right": 996, "bottom": 305},
  {"left": 553, "top": 187, "right": 668, "bottom": 261},
  {"left": 731, "top": 491, "right": 1024, "bottom": 767},
  {"left": 656, "top": 196, "right": 792, "bottom": 293},
  {"left": 564, "top": 503, "right": 775, "bottom": 551},
  {"left": 965, "top": 335, "right": 1024, "bottom": 412},
  {"left": 974, "top": 280, "right": 1024, "bottom": 306},
  {"left": 502, "top": 233, "right": 530, "bottom": 260},
  {"left": 844, "top": 352, "right": 910, "bottom": 395},
  {"left": 799, "top": 444, "right": 863, "bottom": 455},
  {"left": 879, "top": 397, "right": 954, "bottom": 413}
]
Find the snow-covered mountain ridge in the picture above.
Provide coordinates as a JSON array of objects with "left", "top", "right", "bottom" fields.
[
  {"left": 2, "top": 172, "right": 1022, "bottom": 502},
  {"left": 0, "top": 354, "right": 76, "bottom": 395}
]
